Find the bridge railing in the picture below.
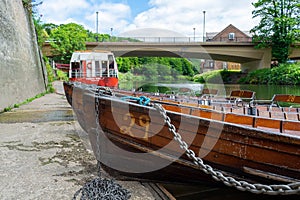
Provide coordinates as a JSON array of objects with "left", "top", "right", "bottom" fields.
[
  {"left": 102, "top": 36, "right": 253, "bottom": 43},
  {"left": 208, "top": 37, "right": 253, "bottom": 43}
]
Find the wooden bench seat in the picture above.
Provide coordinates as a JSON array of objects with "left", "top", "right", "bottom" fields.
[
  {"left": 252, "top": 94, "right": 300, "bottom": 110},
  {"left": 210, "top": 90, "right": 256, "bottom": 107}
]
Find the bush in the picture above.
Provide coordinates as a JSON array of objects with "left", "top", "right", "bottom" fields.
[
  {"left": 240, "top": 63, "right": 300, "bottom": 85},
  {"left": 193, "top": 70, "right": 242, "bottom": 84},
  {"left": 44, "top": 57, "right": 55, "bottom": 93},
  {"left": 55, "top": 70, "right": 69, "bottom": 81},
  {"left": 238, "top": 68, "right": 270, "bottom": 84},
  {"left": 118, "top": 72, "right": 144, "bottom": 82}
]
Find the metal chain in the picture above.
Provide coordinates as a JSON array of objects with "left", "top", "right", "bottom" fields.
[
  {"left": 72, "top": 177, "right": 131, "bottom": 200},
  {"left": 152, "top": 102, "right": 300, "bottom": 195},
  {"left": 73, "top": 85, "right": 131, "bottom": 200},
  {"left": 95, "top": 87, "right": 102, "bottom": 177}
]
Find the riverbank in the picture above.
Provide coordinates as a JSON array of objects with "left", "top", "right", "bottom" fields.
[
  {"left": 193, "top": 63, "right": 300, "bottom": 85},
  {"left": 0, "top": 81, "right": 156, "bottom": 200}
]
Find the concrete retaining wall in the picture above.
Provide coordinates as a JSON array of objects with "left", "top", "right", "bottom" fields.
[{"left": 0, "top": 0, "right": 46, "bottom": 111}]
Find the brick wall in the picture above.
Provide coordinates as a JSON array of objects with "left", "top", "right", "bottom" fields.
[{"left": 210, "top": 24, "right": 252, "bottom": 42}]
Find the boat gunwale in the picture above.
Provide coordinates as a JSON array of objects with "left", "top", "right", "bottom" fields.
[
  {"left": 65, "top": 82, "right": 300, "bottom": 185},
  {"left": 97, "top": 93, "right": 300, "bottom": 141}
]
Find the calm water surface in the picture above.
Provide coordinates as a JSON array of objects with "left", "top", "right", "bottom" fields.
[{"left": 119, "top": 81, "right": 300, "bottom": 99}]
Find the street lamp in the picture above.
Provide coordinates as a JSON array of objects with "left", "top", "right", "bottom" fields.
[
  {"left": 96, "top": 11, "right": 99, "bottom": 41},
  {"left": 203, "top": 11, "right": 206, "bottom": 42},
  {"left": 193, "top": 27, "right": 196, "bottom": 41}
]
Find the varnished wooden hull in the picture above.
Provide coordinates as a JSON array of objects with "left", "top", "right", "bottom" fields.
[{"left": 63, "top": 82, "right": 300, "bottom": 186}]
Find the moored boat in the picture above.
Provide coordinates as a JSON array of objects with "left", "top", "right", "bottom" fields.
[
  {"left": 68, "top": 51, "right": 118, "bottom": 87},
  {"left": 63, "top": 81, "right": 300, "bottom": 195}
]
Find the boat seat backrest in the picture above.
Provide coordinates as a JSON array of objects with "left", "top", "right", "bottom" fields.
[
  {"left": 271, "top": 94, "right": 300, "bottom": 105},
  {"left": 229, "top": 90, "right": 255, "bottom": 100},
  {"left": 200, "top": 89, "right": 219, "bottom": 100},
  {"left": 202, "top": 88, "right": 218, "bottom": 95}
]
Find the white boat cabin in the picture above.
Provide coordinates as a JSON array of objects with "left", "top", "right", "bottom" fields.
[{"left": 69, "top": 51, "right": 118, "bottom": 80}]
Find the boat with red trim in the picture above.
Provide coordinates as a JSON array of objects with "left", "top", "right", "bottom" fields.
[{"left": 69, "top": 51, "right": 118, "bottom": 87}]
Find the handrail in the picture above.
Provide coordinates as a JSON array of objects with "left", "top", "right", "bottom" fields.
[{"left": 101, "top": 36, "right": 253, "bottom": 43}]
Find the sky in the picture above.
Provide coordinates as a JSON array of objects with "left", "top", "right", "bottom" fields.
[{"left": 37, "top": 0, "right": 260, "bottom": 38}]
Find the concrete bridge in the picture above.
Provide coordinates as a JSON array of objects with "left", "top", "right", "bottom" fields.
[{"left": 42, "top": 41, "right": 300, "bottom": 72}]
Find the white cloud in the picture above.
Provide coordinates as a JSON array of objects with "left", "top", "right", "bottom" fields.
[
  {"left": 39, "top": 0, "right": 260, "bottom": 37},
  {"left": 128, "top": 0, "right": 258, "bottom": 37},
  {"left": 39, "top": 0, "right": 89, "bottom": 22},
  {"left": 84, "top": 2, "right": 131, "bottom": 33},
  {"left": 39, "top": 0, "right": 131, "bottom": 34}
]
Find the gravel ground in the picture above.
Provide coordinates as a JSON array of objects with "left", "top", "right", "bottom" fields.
[{"left": 0, "top": 81, "right": 155, "bottom": 200}]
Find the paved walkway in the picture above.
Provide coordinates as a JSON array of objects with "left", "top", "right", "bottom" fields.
[{"left": 0, "top": 81, "right": 155, "bottom": 200}]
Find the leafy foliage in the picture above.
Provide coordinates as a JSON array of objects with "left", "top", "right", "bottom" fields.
[
  {"left": 49, "top": 23, "right": 88, "bottom": 63},
  {"left": 117, "top": 57, "right": 197, "bottom": 79},
  {"left": 33, "top": 16, "right": 49, "bottom": 47},
  {"left": 43, "top": 23, "right": 58, "bottom": 36},
  {"left": 251, "top": 0, "right": 300, "bottom": 63},
  {"left": 86, "top": 30, "right": 111, "bottom": 42},
  {"left": 22, "top": 0, "right": 42, "bottom": 12},
  {"left": 193, "top": 70, "right": 242, "bottom": 84},
  {"left": 55, "top": 70, "right": 69, "bottom": 81},
  {"left": 239, "top": 63, "right": 300, "bottom": 85},
  {"left": 44, "top": 56, "right": 55, "bottom": 93},
  {"left": 238, "top": 68, "right": 270, "bottom": 84}
]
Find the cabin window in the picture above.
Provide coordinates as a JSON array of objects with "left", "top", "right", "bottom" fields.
[
  {"left": 95, "top": 61, "right": 100, "bottom": 77},
  {"left": 70, "top": 62, "right": 81, "bottom": 78},
  {"left": 108, "top": 61, "right": 115, "bottom": 77},
  {"left": 107, "top": 55, "right": 117, "bottom": 77},
  {"left": 102, "top": 61, "right": 108, "bottom": 77}
]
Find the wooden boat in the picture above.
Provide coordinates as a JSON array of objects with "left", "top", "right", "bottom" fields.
[
  {"left": 63, "top": 81, "right": 300, "bottom": 195},
  {"left": 68, "top": 51, "right": 118, "bottom": 87}
]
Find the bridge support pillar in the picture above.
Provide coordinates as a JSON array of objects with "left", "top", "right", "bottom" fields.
[{"left": 241, "top": 48, "right": 272, "bottom": 72}]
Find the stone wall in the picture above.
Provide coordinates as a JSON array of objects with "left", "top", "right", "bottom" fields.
[{"left": 0, "top": 0, "right": 46, "bottom": 111}]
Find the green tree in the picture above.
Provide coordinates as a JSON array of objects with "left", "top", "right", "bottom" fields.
[
  {"left": 49, "top": 23, "right": 88, "bottom": 63},
  {"left": 181, "top": 58, "right": 196, "bottom": 76},
  {"left": 251, "top": 0, "right": 300, "bottom": 64},
  {"left": 33, "top": 16, "right": 49, "bottom": 47},
  {"left": 141, "top": 64, "right": 158, "bottom": 80},
  {"left": 116, "top": 57, "right": 132, "bottom": 72},
  {"left": 43, "top": 23, "right": 58, "bottom": 36},
  {"left": 86, "top": 30, "right": 110, "bottom": 42}
]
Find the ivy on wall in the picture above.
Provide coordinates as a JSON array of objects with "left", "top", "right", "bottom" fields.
[{"left": 22, "top": 0, "right": 42, "bottom": 12}]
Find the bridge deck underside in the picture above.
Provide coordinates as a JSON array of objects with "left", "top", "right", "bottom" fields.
[{"left": 115, "top": 50, "right": 256, "bottom": 63}]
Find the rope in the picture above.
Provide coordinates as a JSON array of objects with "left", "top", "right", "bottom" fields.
[{"left": 121, "top": 96, "right": 151, "bottom": 106}]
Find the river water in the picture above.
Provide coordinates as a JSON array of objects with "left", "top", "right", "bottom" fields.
[{"left": 119, "top": 81, "right": 300, "bottom": 100}]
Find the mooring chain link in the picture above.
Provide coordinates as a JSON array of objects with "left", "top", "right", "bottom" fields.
[
  {"left": 73, "top": 86, "right": 130, "bottom": 200},
  {"left": 95, "top": 86, "right": 102, "bottom": 177},
  {"left": 72, "top": 178, "right": 131, "bottom": 200},
  {"left": 152, "top": 102, "right": 300, "bottom": 195}
]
